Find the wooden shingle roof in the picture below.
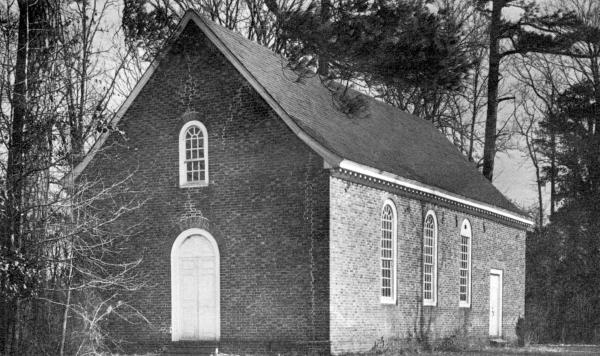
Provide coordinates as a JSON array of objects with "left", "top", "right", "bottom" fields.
[
  {"left": 70, "top": 11, "right": 531, "bottom": 225},
  {"left": 201, "top": 14, "right": 527, "bottom": 219}
]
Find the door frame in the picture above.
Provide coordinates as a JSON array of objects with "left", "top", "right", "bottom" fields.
[
  {"left": 489, "top": 268, "right": 503, "bottom": 337},
  {"left": 171, "top": 228, "right": 220, "bottom": 341}
]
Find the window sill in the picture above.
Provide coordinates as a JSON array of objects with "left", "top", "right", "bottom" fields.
[
  {"left": 179, "top": 181, "right": 209, "bottom": 188},
  {"left": 380, "top": 298, "right": 396, "bottom": 305},
  {"left": 459, "top": 301, "right": 471, "bottom": 308},
  {"left": 423, "top": 300, "right": 437, "bottom": 307}
]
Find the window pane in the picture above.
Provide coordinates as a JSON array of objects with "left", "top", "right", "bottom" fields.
[
  {"left": 423, "top": 214, "right": 436, "bottom": 303},
  {"left": 183, "top": 125, "right": 207, "bottom": 182},
  {"left": 459, "top": 229, "right": 471, "bottom": 305},
  {"left": 381, "top": 204, "right": 395, "bottom": 300}
]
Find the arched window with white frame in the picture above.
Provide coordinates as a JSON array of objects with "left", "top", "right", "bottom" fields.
[
  {"left": 423, "top": 210, "right": 438, "bottom": 306},
  {"left": 459, "top": 219, "right": 472, "bottom": 307},
  {"left": 179, "top": 120, "right": 208, "bottom": 187},
  {"left": 381, "top": 200, "right": 397, "bottom": 304}
]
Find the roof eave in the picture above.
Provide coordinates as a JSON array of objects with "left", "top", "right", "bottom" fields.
[{"left": 338, "top": 159, "right": 534, "bottom": 227}]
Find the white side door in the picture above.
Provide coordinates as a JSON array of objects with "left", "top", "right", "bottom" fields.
[{"left": 489, "top": 269, "right": 503, "bottom": 337}]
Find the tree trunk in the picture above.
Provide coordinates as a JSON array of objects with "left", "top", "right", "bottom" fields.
[
  {"left": 535, "top": 165, "right": 544, "bottom": 227},
  {"left": 482, "top": 0, "right": 505, "bottom": 181},
  {"left": 59, "top": 253, "right": 73, "bottom": 356},
  {"left": 3, "top": 2, "right": 52, "bottom": 354},
  {"left": 549, "top": 119, "right": 556, "bottom": 217},
  {"left": 0, "top": 3, "right": 30, "bottom": 353},
  {"left": 5, "top": 0, "right": 31, "bottom": 252},
  {"left": 468, "top": 63, "right": 481, "bottom": 162},
  {"left": 75, "top": 0, "right": 89, "bottom": 159},
  {"left": 317, "top": 0, "right": 331, "bottom": 76}
]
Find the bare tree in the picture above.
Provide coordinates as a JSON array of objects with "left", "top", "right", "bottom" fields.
[
  {"left": 509, "top": 0, "right": 600, "bottom": 221},
  {"left": 0, "top": 1, "right": 151, "bottom": 354},
  {"left": 512, "top": 83, "right": 547, "bottom": 226}
]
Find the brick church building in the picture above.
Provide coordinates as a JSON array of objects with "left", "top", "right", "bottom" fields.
[{"left": 72, "top": 10, "right": 532, "bottom": 355}]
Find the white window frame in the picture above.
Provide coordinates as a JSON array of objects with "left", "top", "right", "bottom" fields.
[
  {"left": 179, "top": 120, "right": 209, "bottom": 187},
  {"left": 423, "top": 210, "right": 438, "bottom": 306},
  {"left": 380, "top": 200, "right": 397, "bottom": 304},
  {"left": 459, "top": 219, "right": 472, "bottom": 308}
]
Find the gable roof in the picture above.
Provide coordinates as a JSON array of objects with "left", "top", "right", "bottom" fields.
[{"left": 69, "top": 11, "right": 532, "bottom": 226}]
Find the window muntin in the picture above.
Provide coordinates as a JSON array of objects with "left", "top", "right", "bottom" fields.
[
  {"left": 381, "top": 200, "right": 397, "bottom": 304},
  {"left": 179, "top": 121, "right": 208, "bottom": 187},
  {"left": 459, "top": 219, "right": 472, "bottom": 307},
  {"left": 185, "top": 126, "right": 205, "bottom": 181},
  {"left": 423, "top": 211, "right": 437, "bottom": 306}
]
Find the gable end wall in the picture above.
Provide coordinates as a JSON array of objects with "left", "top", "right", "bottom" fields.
[{"left": 81, "top": 23, "right": 330, "bottom": 354}]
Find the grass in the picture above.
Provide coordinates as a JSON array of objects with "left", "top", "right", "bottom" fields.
[
  {"left": 361, "top": 344, "right": 600, "bottom": 356},
  {"left": 109, "top": 344, "right": 600, "bottom": 356}
]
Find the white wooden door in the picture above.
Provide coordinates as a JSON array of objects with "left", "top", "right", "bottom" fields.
[
  {"left": 180, "top": 257, "right": 200, "bottom": 339},
  {"left": 489, "top": 270, "right": 503, "bottom": 337},
  {"left": 197, "top": 256, "right": 217, "bottom": 339},
  {"left": 178, "top": 235, "right": 218, "bottom": 340}
]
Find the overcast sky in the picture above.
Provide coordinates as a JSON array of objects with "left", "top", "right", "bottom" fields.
[{"left": 495, "top": 151, "right": 542, "bottom": 211}]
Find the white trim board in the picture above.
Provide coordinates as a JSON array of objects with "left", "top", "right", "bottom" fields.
[{"left": 339, "top": 160, "right": 533, "bottom": 226}]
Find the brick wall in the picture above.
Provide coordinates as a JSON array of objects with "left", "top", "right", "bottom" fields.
[
  {"left": 329, "top": 176, "right": 526, "bottom": 354},
  {"left": 82, "top": 23, "right": 330, "bottom": 354},
  {"left": 81, "top": 17, "right": 526, "bottom": 356}
]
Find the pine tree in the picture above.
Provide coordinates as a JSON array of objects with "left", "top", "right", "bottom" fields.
[
  {"left": 275, "top": 0, "right": 472, "bottom": 96},
  {"left": 477, "top": 0, "right": 586, "bottom": 181}
]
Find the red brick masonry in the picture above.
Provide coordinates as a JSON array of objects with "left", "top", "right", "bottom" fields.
[{"left": 82, "top": 22, "right": 525, "bottom": 355}]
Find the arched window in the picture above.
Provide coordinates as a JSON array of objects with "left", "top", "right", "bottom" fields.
[
  {"left": 459, "top": 219, "right": 472, "bottom": 307},
  {"left": 179, "top": 121, "right": 208, "bottom": 187},
  {"left": 423, "top": 211, "right": 438, "bottom": 306},
  {"left": 381, "top": 200, "right": 397, "bottom": 304}
]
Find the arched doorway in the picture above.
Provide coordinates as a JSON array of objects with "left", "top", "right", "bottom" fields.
[{"left": 171, "top": 228, "right": 220, "bottom": 341}]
